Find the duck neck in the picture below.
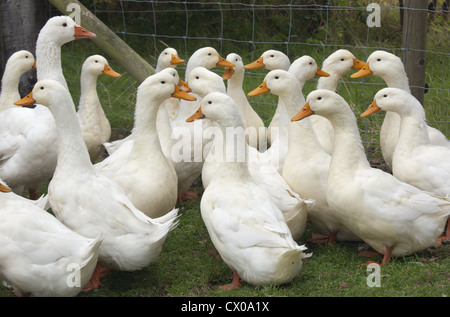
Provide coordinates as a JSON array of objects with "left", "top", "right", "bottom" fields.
[
  {"left": 278, "top": 86, "right": 304, "bottom": 123},
  {"left": 317, "top": 72, "right": 340, "bottom": 92},
  {"left": 289, "top": 117, "right": 324, "bottom": 158},
  {"left": 78, "top": 72, "right": 101, "bottom": 117},
  {"left": 215, "top": 123, "right": 249, "bottom": 178},
  {"left": 36, "top": 41, "right": 69, "bottom": 90},
  {"left": 227, "top": 70, "right": 244, "bottom": 93},
  {"left": 383, "top": 71, "right": 411, "bottom": 93},
  {"left": 397, "top": 109, "right": 430, "bottom": 149},
  {"left": 50, "top": 96, "right": 94, "bottom": 173},
  {"left": 0, "top": 67, "right": 21, "bottom": 111},
  {"left": 129, "top": 91, "right": 164, "bottom": 159},
  {"left": 328, "top": 111, "right": 371, "bottom": 173},
  {"left": 227, "top": 71, "right": 249, "bottom": 113}
]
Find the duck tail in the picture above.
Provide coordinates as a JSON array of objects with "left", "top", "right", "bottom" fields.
[{"left": 79, "top": 234, "right": 103, "bottom": 269}]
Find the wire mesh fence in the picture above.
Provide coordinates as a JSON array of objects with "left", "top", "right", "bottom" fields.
[{"left": 53, "top": 0, "right": 449, "bottom": 167}]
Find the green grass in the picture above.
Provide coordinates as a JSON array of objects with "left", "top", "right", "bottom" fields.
[{"left": 1, "top": 3, "right": 449, "bottom": 299}]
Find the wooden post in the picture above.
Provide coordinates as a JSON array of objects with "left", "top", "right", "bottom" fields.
[
  {"left": 48, "top": 0, "right": 155, "bottom": 84},
  {"left": 402, "top": 0, "right": 427, "bottom": 104},
  {"left": 0, "top": 0, "right": 49, "bottom": 96}
]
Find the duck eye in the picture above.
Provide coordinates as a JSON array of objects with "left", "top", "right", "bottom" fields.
[
  {"left": 383, "top": 94, "right": 387, "bottom": 97},
  {"left": 340, "top": 58, "right": 344, "bottom": 61},
  {"left": 40, "top": 86, "right": 45, "bottom": 90},
  {"left": 161, "top": 81, "right": 166, "bottom": 84},
  {"left": 195, "top": 76, "right": 199, "bottom": 80},
  {"left": 377, "top": 58, "right": 381, "bottom": 62},
  {"left": 208, "top": 101, "right": 212, "bottom": 104},
  {"left": 309, "top": 62, "right": 312, "bottom": 65},
  {"left": 270, "top": 55, "right": 274, "bottom": 58},
  {"left": 275, "top": 76, "right": 279, "bottom": 80},
  {"left": 95, "top": 60, "right": 98, "bottom": 63},
  {"left": 208, "top": 53, "right": 212, "bottom": 56},
  {"left": 317, "top": 97, "right": 322, "bottom": 100},
  {"left": 63, "top": 23, "right": 67, "bottom": 27}
]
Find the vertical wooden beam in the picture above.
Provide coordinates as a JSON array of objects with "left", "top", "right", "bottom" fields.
[
  {"left": 0, "top": 0, "right": 49, "bottom": 96},
  {"left": 402, "top": 0, "right": 427, "bottom": 104},
  {"left": 48, "top": 0, "right": 155, "bottom": 83}
]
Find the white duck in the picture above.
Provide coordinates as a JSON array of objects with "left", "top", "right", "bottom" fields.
[
  {"left": 247, "top": 58, "right": 329, "bottom": 173},
  {"left": 155, "top": 47, "right": 186, "bottom": 73},
  {"left": 317, "top": 49, "right": 364, "bottom": 91},
  {"left": 351, "top": 50, "right": 450, "bottom": 169},
  {"left": 183, "top": 67, "right": 227, "bottom": 190},
  {"left": 171, "top": 47, "right": 235, "bottom": 201},
  {"left": 155, "top": 47, "right": 186, "bottom": 124},
  {"left": 249, "top": 68, "right": 358, "bottom": 243},
  {"left": 36, "top": 16, "right": 97, "bottom": 89},
  {"left": 15, "top": 79, "right": 179, "bottom": 289},
  {"left": 223, "top": 53, "right": 266, "bottom": 150},
  {"left": 292, "top": 89, "right": 450, "bottom": 265},
  {"left": 95, "top": 68, "right": 194, "bottom": 218},
  {"left": 0, "top": 179, "right": 102, "bottom": 297},
  {"left": 189, "top": 91, "right": 310, "bottom": 289},
  {"left": 192, "top": 69, "right": 314, "bottom": 240},
  {"left": 309, "top": 49, "right": 364, "bottom": 154},
  {"left": 362, "top": 88, "right": 450, "bottom": 197},
  {"left": 0, "top": 51, "right": 50, "bottom": 199},
  {"left": 245, "top": 49, "right": 290, "bottom": 146},
  {"left": 103, "top": 47, "right": 185, "bottom": 156},
  {"left": 76, "top": 55, "right": 121, "bottom": 163},
  {"left": 0, "top": 17, "right": 96, "bottom": 199},
  {"left": 0, "top": 50, "right": 36, "bottom": 110}
]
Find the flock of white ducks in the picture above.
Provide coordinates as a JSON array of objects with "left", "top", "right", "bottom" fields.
[{"left": 0, "top": 15, "right": 448, "bottom": 295}]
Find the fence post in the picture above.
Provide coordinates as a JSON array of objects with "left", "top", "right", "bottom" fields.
[
  {"left": 48, "top": 0, "right": 155, "bottom": 83},
  {"left": 402, "top": 0, "right": 427, "bottom": 104},
  {"left": 0, "top": 0, "right": 49, "bottom": 96}
]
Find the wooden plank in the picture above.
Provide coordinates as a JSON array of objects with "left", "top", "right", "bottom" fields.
[
  {"left": 402, "top": 0, "right": 428, "bottom": 104},
  {"left": 48, "top": 0, "right": 155, "bottom": 84},
  {"left": 0, "top": 0, "right": 49, "bottom": 96}
]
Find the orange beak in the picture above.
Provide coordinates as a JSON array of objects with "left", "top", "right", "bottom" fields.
[
  {"left": 291, "top": 103, "right": 314, "bottom": 122},
  {"left": 244, "top": 57, "right": 264, "bottom": 69},
  {"left": 216, "top": 56, "right": 235, "bottom": 68},
  {"left": 186, "top": 107, "right": 205, "bottom": 122},
  {"left": 352, "top": 58, "right": 366, "bottom": 69},
  {"left": 315, "top": 67, "right": 330, "bottom": 77},
  {"left": 74, "top": 25, "right": 97, "bottom": 39},
  {"left": 180, "top": 80, "right": 192, "bottom": 92},
  {"left": 32, "top": 61, "right": 37, "bottom": 70},
  {"left": 102, "top": 65, "right": 121, "bottom": 78},
  {"left": 172, "top": 84, "right": 196, "bottom": 101},
  {"left": 350, "top": 62, "right": 373, "bottom": 78},
  {"left": 171, "top": 54, "right": 185, "bottom": 66},
  {"left": 0, "top": 183, "right": 11, "bottom": 193},
  {"left": 247, "top": 81, "right": 270, "bottom": 97},
  {"left": 222, "top": 66, "right": 235, "bottom": 80},
  {"left": 14, "top": 92, "right": 36, "bottom": 106},
  {"left": 360, "top": 100, "right": 381, "bottom": 117}
]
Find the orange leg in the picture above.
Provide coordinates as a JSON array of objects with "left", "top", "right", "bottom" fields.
[
  {"left": 308, "top": 232, "right": 329, "bottom": 244},
  {"left": 328, "top": 232, "right": 338, "bottom": 245},
  {"left": 219, "top": 270, "right": 242, "bottom": 290},
  {"left": 83, "top": 262, "right": 109, "bottom": 292},
  {"left": 435, "top": 219, "right": 450, "bottom": 246},
  {"left": 178, "top": 191, "right": 199, "bottom": 203},
  {"left": 381, "top": 246, "right": 393, "bottom": 266},
  {"left": 359, "top": 247, "right": 393, "bottom": 266}
]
